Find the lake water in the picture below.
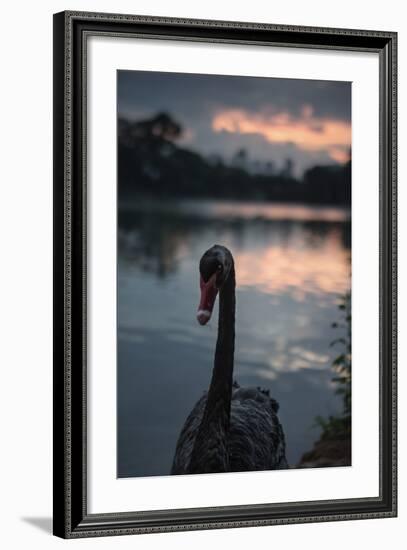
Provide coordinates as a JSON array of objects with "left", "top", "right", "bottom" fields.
[{"left": 117, "top": 199, "right": 351, "bottom": 477}]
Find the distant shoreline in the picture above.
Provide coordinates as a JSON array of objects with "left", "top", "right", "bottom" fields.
[{"left": 118, "top": 197, "right": 351, "bottom": 223}]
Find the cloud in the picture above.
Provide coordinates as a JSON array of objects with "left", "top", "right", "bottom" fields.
[{"left": 212, "top": 105, "right": 351, "bottom": 163}]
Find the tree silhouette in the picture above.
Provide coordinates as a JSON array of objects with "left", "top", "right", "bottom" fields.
[
  {"left": 118, "top": 112, "right": 351, "bottom": 205},
  {"left": 281, "top": 158, "right": 294, "bottom": 178},
  {"left": 119, "top": 112, "right": 183, "bottom": 147}
]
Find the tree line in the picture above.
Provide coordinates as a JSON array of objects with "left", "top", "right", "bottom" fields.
[{"left": 118, "top": 113, "right": 351, "bottom": 206}]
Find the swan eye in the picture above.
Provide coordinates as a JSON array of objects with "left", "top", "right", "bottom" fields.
[{"left": 217, "top": 264, "right": 223, "bottom": 272}]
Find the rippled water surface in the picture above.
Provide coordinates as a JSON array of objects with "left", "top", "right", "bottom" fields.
[{"left": 117, "top": 200, "right": 351, "bottom": 477}]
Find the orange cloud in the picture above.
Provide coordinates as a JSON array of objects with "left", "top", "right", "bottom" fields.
[
  {"left": 328, "top": 147, "right": 351, "bottom": 164},
  {"left": 212, "top": 106, "right": 351, "bottom": 163}
]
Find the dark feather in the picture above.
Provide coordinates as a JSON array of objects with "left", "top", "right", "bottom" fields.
[{"left": 171, "top": 383, "right": 287, "bottom": 474}]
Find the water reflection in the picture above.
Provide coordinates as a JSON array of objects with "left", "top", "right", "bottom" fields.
[
  {"left": 117, "top": 200, "right": 351, "bottom": 477},
  {"left": 119, "top": 200, "right": 350, "bottom": 287},
  {"left": 198, "top": 200, "right": 349, "bottom": 222}
]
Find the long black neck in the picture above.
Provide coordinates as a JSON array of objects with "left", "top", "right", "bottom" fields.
[{"left": 188, "top": 264, "right": 236, "bottom": 473}]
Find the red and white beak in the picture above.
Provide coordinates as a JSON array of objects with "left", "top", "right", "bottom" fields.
[{"left": 197, "top": 273, "right": 218, "bottom": 325}]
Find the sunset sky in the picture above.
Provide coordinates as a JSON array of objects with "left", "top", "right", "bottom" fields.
[{"left": 118, "top": 70, "right": 351, "bottom": 176}]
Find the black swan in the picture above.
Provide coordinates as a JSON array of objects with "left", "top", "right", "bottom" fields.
[{"left": 171, "top": 244, "right": 287, "bottom": 475}]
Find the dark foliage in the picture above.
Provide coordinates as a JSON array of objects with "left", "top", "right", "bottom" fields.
[
  {"left": 315, "top": 292, "right": 352, "bottom": 440},
  {"left": 298, "top": 293, "right": 351, "bottom": 467}
]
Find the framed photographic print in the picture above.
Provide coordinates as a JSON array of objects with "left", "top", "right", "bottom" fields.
[{"left": 53, "top": 11, "right": 397, "bottom": 538}]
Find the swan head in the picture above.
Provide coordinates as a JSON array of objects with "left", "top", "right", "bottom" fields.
[{"left": 197, "top": 245, "right": 233, "bottom": 325}]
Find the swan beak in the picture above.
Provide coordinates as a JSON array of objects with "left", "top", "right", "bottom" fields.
[
  {"left": 197, "top": 309, "right": 212, "bottom": 325},
  {"left": 197, "top": 273, "right": 218, "bottom": 325}
]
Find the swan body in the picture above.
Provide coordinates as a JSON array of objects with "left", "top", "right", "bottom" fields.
[
  {"left": 171, "top": 245, "right": 287, "bottom": 475},
  {"left": 172, "top": 382, "right": 287, "bottom": 474}
]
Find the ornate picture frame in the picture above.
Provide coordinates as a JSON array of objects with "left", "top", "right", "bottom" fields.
[{"left": 53, "top": 10, "right": 397, "bottom": 538}]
